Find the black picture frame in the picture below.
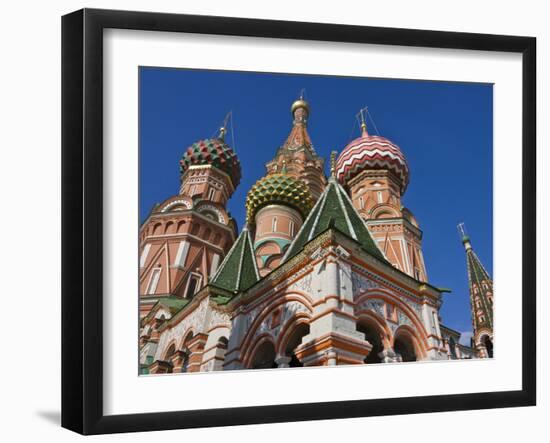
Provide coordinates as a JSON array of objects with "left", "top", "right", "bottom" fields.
[{"left": 61, "top": 8, "right": 536, "bottom": 435}]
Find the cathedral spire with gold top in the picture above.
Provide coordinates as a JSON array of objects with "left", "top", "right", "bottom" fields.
[{"left": 265, "top": 92, "right": 327, "bottom": 201}]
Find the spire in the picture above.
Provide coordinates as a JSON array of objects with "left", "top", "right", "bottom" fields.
[
  {"left": 282, "top": 178, "right": 385, "bottom": 263},
  {"left": 283, "top": 93, "right": 314, "bottom": 152},
  {"left": 458, "top": 223, "right": 494, "bottom": 354},
  {"left": 210, "top": 227, "right": 260, "bottom": 293},
  {"left": 359, "top": 107, "right": 369, "bottom": 136},
  {"left": 330, "top": 151, "right": 338, "bottom": 179}
]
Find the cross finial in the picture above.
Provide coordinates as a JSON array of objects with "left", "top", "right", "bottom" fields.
[
  {"left": 359, "top": 107, "right": 368, "bottom": 135},
  {"left": 457, "top": 222, "right": 472, "bottom": 250},
  {"left": 218, "top": 111, "right": 232, "bottom": 140}
]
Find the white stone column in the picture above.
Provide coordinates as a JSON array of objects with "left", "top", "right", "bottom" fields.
[{"left": 275, "top": 356, "right": 292, "bottom": 368}]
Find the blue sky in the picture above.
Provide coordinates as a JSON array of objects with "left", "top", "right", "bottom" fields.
[{"left": 139, "top": 67, "right": 493, "bottom": 341}]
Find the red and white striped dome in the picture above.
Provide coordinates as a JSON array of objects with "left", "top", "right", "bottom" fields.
[{"left": 336, "top": 127, "right": 409, "bottom": 193}]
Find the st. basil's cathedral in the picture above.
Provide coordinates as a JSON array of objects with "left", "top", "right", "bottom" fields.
[{"left": 138, "top": 96, "right": 494, "bottom": 374}]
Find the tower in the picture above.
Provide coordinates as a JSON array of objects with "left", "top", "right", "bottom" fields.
[
  {"left": 264, "top": 95, "right": 327, "bottom": 201},
  {"left": 138, "top": 122, "right": 241, "bottom": 318},
  {"left": 245, "top": 171, "right": 314, "bottom": 276},
  {"left": 335, "top": 109, "right": 427, "bottom": 281},
  {"left": 245, "top": 96, "right": 323, "bottom": 276},
  {"left": 458, "top": 223, "right": 494, "bottom": 358}
]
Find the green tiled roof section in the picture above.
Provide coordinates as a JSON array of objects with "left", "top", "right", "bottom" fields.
[
  {"left": 311, "top": 185, "right": 348, "bottom": 237},
  {"left": 210, "top": 229, "right": 259, "bottom": 293},
  {"left": 141, "top": 296, "right": 190, "bottom": 324},
  {"left": 283, "top": 189, "right": 324, "bottom": 259},
  {"left": 159, "top": 297, "right": 190, "bottom": 315},
  {"left": 283, "top": 179, "right": 385, "bottom": 262},
  {"left": 239, "top": 235, "right": 259, "bottom": 290},
  {"left": 211, "top": 233, "right": 246, "bottom": 290},
  {"left": 465, "top": 245, "right": 493, "bottom": 329},
  {"left": 467, "top": 250, "right": 491, "bottom": 284},
  {"left": 338, "top": 186, "right": 385, "bottom": 260}
]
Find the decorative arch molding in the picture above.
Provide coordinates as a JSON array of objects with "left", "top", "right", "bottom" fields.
[
  {"left": 204, "top": 325, "right": 232, "bottom": 351},
  {"left": 393, "top": 324, "right": 428, "bottom": 360},
  {"left": 355, "top": 310, "right": 393, "bottom": 349},
  {"left": 355, "top": 288, "right": 428, "bottom": 341},
  {"left": 474, "top": 328, "right": 494, "bottom": 346},
  {"left": 162, "top": 339, "right": 178, "bottom": 360},
  {"left": 239, "top": 292, "right": 313, "bottom": 361},
  {"left": 161, "top": 199, "right": 192, "bottom": 213},
  {"left": 275, "top": 315, "right": 311, "bottom": 356},
  {"left": 178, "top": 328, "right": 196, "bottom": 351},
  {"left": 242, "top": 333, "right": 277, "bottom": 369},
  {"left": 195, "top": 203, "right": 226, "bottom": 224},
  {"left": 370, "top": 204, "right": 400, "bottom": 219}
]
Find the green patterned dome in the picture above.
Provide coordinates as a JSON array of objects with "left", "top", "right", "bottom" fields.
[
  {"left": 179, "top": 138, "right": 241, "bottom": 188},
  {"left": 245, "top": 174, "right": 314, "bottom": 223}
]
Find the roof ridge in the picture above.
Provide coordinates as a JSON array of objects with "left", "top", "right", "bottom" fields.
[
  {"left": 282, "top": 178, "right": 385, "bottom": 262},
  {"left": 210, "top": 227, "right": 260, "bottom": 293},
  {"left": 334, "top": 182, "right": 357, "bottom": 240}
]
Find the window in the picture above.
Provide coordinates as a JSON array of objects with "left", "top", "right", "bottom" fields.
[
  {"left": 359, "top": 196, "right": 365, "bottom": 209},
  {"left": 377, "top": 191, "right": 383, "bottom": 203},
  {"left": 272, "top": 217, "right": 277, "bottom": 232},
  {"left": 140, "top": 243, "right": 151, "bottom": 268},
  {"left": 208, "top": 188, "right": 216, "bottom": 200},
  {"left": 174, "top": 241, "right": 190, "bottom": 268},
  {"left": 185, "top": 274, "right": 201, "bottom": 299},
  {"left": 189, "top": 185, "right": 196, "bottom": 196},
  {"left": 147, "top": 267, "right": 161, "bottom": 294},
  {"left": 289, "top": 220, "right": 295, "bottom": 237}
]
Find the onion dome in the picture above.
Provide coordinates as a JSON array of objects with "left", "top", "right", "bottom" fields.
[
  {"left": 179, "top": 136, "right": 241, "bottom": 188},
  {"left": 336, "top": 121, "right": 409, "bottom": 193},
  {"left": 245, "top": 174, "right": 314, "bottom": 223}
]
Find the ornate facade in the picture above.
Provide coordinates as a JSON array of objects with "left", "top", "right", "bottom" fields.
[{"left": 139, "top": 97, "right": 481, "bottom": 374}]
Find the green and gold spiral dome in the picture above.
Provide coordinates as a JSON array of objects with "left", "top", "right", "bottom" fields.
[{"left": 245, "top": 174, "right": 314, "bottom": 223}]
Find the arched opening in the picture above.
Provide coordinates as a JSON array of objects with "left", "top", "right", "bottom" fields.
[
  {"left": 394, "top": 334, "right": 417, "bottom": 362},
  {"left": 357, "top": 321, "right": 384, "bottom": 364},
  {"left": 165, "top": 221, "right": 175, "bottom": 234},
  {"left": 284, "top": 323, "right": 310, "bottom": 367},
  {"left": 163, "top": 343, "right": 176, "bottom": 373},
  {"left": 250, "top": 341, "right": 277, "bottom": 369},
  {"left": 177, "top": 220, "right": 187, "bottom": 233},
  {"left": 482, "top": 335, "right": 494, "bottom": 358},
  {"left": 152, "top": 223, "right": 162, "bottom": 235},
  {"left": 180, "top": 331, "right": 194, "bottom": 373}
]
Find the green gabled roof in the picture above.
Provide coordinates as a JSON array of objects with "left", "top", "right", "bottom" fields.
[
  {"left": 210, "top": 227, "right": 260, "bottom": 293},
  {"left": 141, "top": 296, "right": 190, "bottom": 325},
  {"left": 283, "top": 178, "right": 386, "bottom": 262},
  {"left": 159, "top": 297, "right": 191, "bottom": 314}
]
